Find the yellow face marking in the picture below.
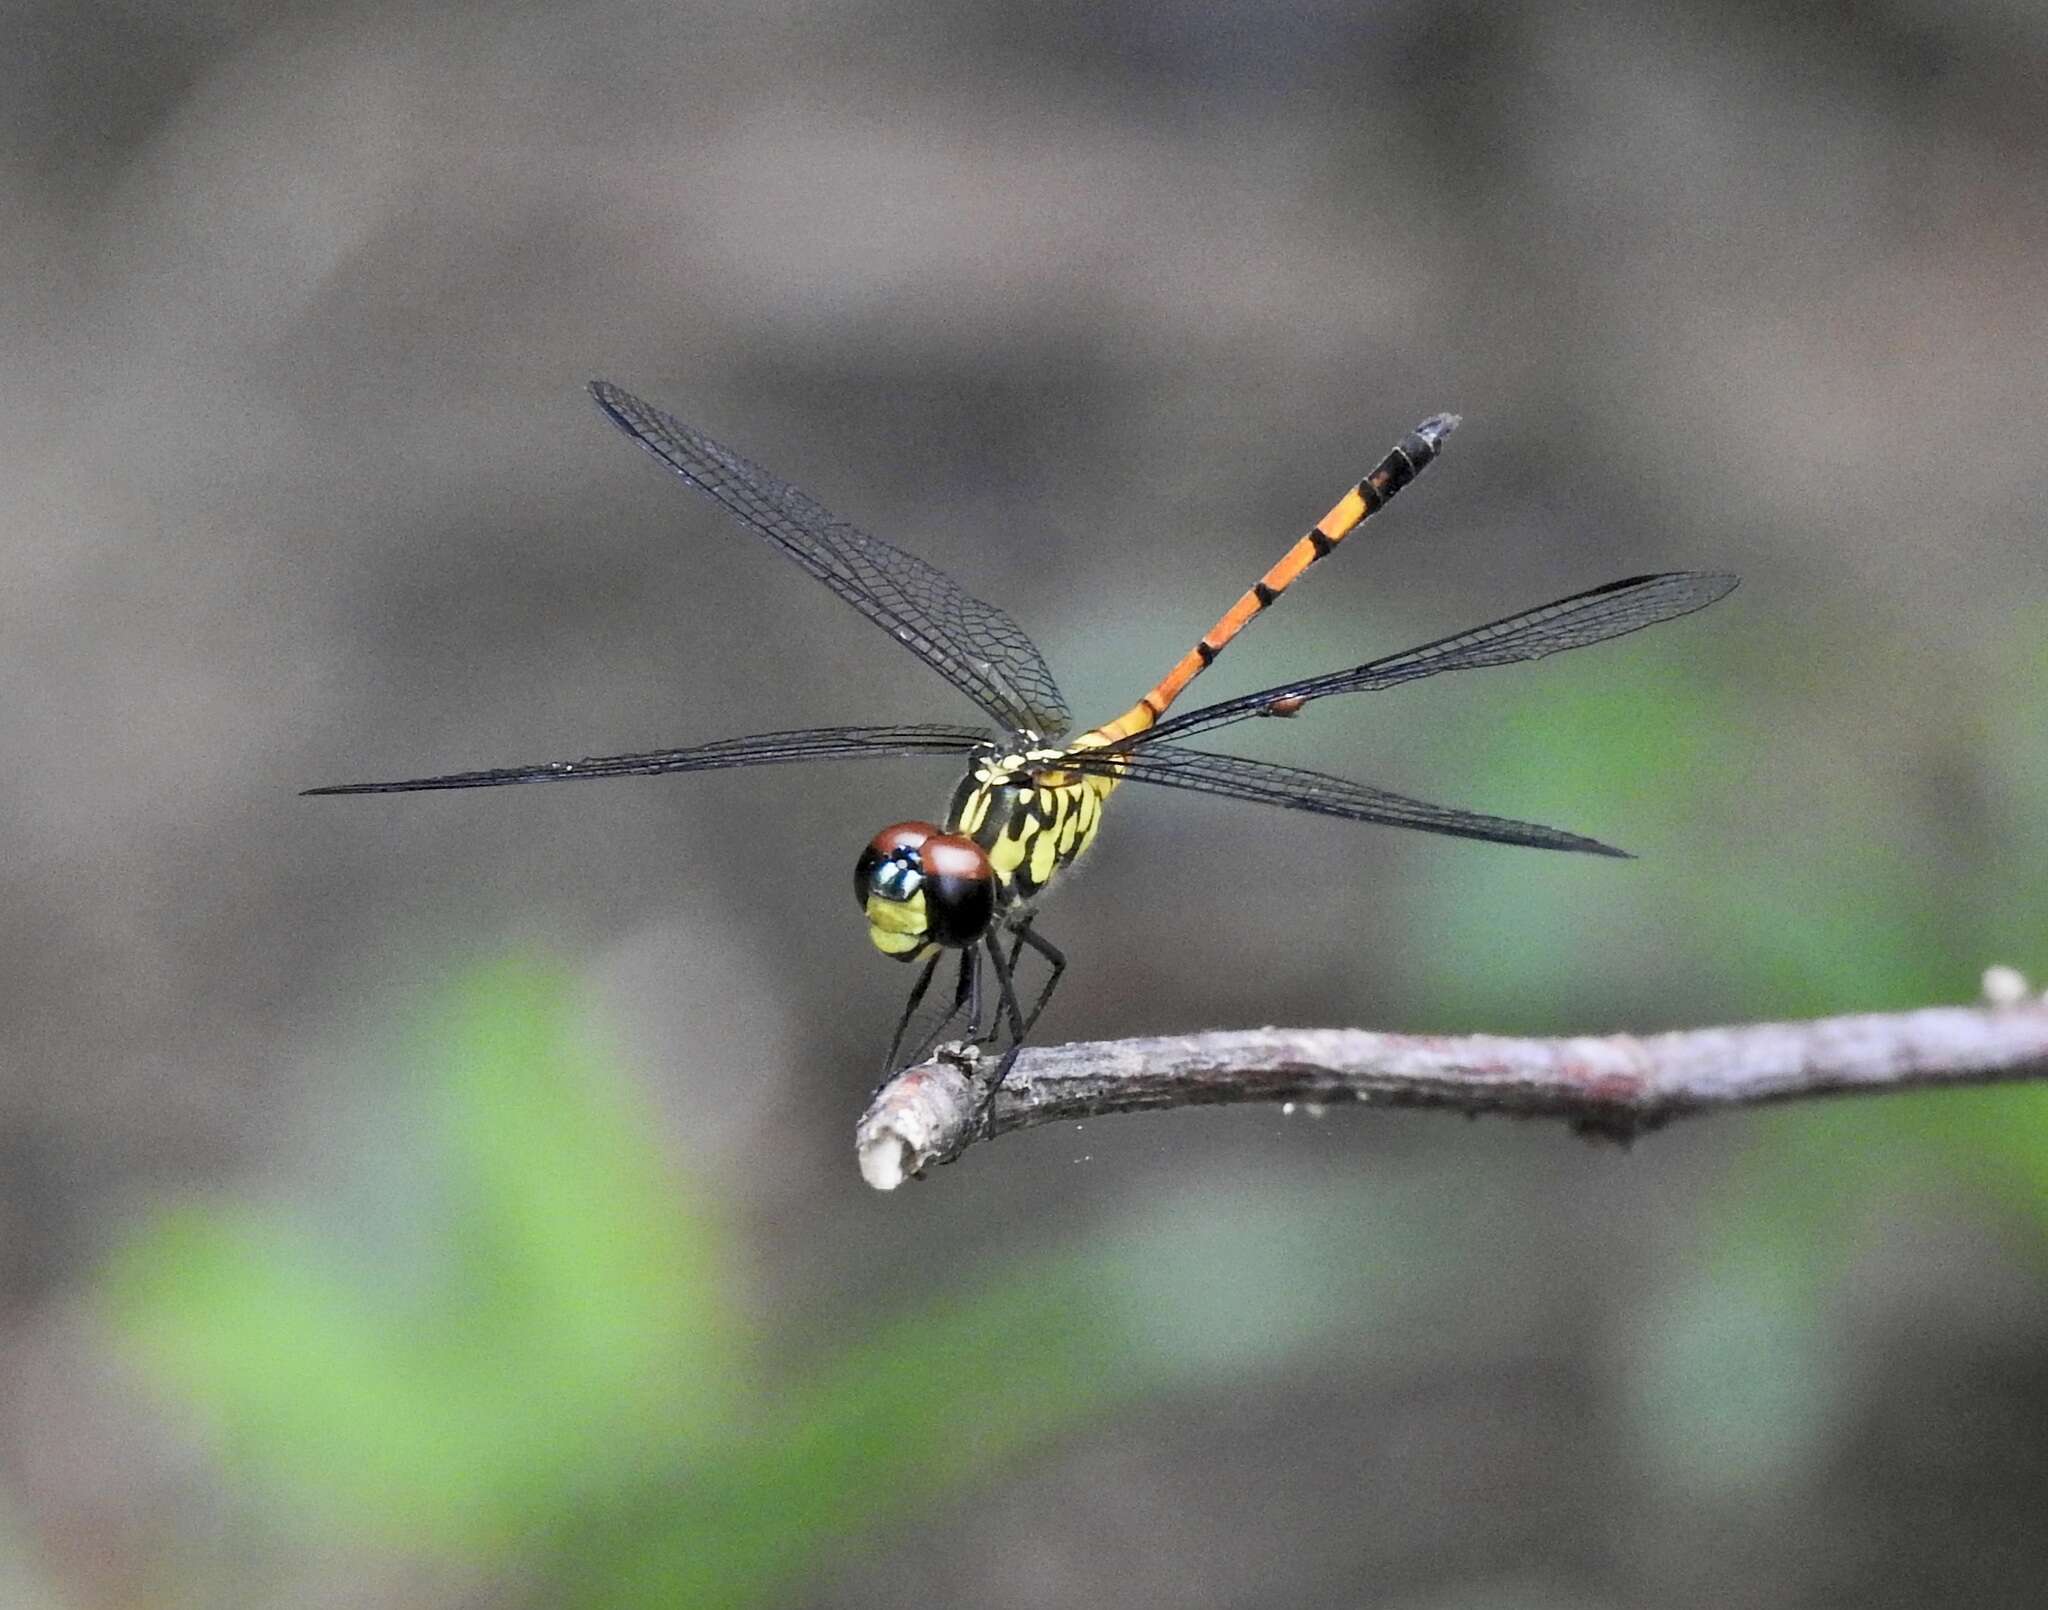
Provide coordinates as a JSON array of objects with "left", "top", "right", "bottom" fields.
[{"left": 865, "top": 889, "right": 928, "bottom": 941}]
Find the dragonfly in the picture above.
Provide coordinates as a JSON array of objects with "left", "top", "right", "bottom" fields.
[{"left": 307, "top": 381, "right": 1736, "bottom": 1094}]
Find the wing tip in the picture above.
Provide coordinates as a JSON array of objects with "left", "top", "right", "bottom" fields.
[
  {"left": 1523, "top": 827, "right": 1631, "bottom": 858},
  {"left": 1645, "top": 569, "right": 1737, "bottom": 598}
]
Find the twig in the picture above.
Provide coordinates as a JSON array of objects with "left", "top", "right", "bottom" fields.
[{"left": 854, "top": 969, "right": 2048, "bottom": 1188}]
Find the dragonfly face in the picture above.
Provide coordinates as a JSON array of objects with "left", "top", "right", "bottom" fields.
[{"left": 855, "top": 821, "right": 997, "bottom": 960}]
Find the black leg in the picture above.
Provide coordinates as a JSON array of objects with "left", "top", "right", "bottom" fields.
[
  {"left": 901, "top": 949, "right": 981, "bottom": 1069},
  {"left": 984, "top": 932, "right": 1030, "bottom": 1046},
  {"left": 882, "top": 951, "right": 942, "bottom": 1077},
  {"left": 1008, "top": 921, "right": 1067, "bottom": 1040},
  {"left": 965, "top": 933, "right": 1040, "bottom": 1136}
]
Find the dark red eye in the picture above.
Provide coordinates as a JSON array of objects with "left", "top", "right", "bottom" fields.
[
  {"left": 919, "top": 833, "right": 996, "bottom": 946},
  {"left": 855, "top": 821, "right": 938, "bottom": 908},
  {"left": 868, "top": 822, "right": 937, "bottom": 858}
]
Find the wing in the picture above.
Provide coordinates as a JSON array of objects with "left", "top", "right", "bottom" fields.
[
  {"left": 302, "top": 722, "right": 986, "bottom": 795},
  {"left": 591, "top": 380, "right": 1072, "bottom": 738},
  {"left": 1127, "top": 572, "right": 1737, "bottom": 748},
  {"left": 1052, "top": 745, "right": 1627, "bottom": 856}
]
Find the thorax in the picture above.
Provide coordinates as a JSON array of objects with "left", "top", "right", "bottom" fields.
[{"left": 945, "top": 741, "right": 1116, "bottom": 906}]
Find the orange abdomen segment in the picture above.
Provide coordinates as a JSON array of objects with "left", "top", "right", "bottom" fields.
[{"left": 1087, "top": 413, "right": 1459, "bottom": 746}]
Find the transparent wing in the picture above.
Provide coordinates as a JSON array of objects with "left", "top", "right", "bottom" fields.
[
  {"left": 1051, "top": 745, "right": 1627, "bottom": 856},
  {"left": 302, "top": 722, "right": 987, "bottom": 795},
  {"left": 592, "top": 380, "right": 1072, "bottom": 737},
  {"left": 1128, "top": 572, "right": 1737, "bottom": 748}
]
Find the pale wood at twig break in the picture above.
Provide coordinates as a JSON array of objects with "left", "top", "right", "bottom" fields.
[{"left": 854, "top": 977, "right": 2048, "bottom": 1189}]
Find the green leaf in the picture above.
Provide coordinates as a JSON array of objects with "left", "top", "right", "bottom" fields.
[
  {"left": 429, "top": 960, "right": 741, "bottom": 1433},
  {"left": 102, "top": 1205, "right": 479, "bottom": 1521},
  {"left": 103, "top": 959, "right": 742, "bottom": 1548}
]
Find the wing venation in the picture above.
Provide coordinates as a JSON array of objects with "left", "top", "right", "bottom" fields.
[
  {"left": 1128, "top": 572, "right": 1737, "bottom": 748},
  {"left": 592, "top": 381, "right": 1071, "bottom": 737},
  {"left": 1048, "top": 745, "right": 1628, "bottom": 857},
  {"left": 302, "top": 722, "right": 986, "bottom": 795}
]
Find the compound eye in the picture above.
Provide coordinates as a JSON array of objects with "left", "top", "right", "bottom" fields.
[
  {"left": 855, "top": 821, "right": 938, "bottom": 908},
  {"left": 919, "top": 833, "right": 996, "bottom": 947}
]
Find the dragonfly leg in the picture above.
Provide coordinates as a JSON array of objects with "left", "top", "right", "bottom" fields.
[
  {"left": 875, "top": 948, "right": 993, "bottom": 1097},
  {"left": 1007, "top": 919, "right": 1067, "bottom": 1041},
  {"left": 879, "top": 951, "right": 943, "bottom": 1085},
  {"left": 950, "top": 943, "right": 983, "bottom": 1055},
  {"left": 989, "top": 933, "right": 1028, "bottom": 1043},
  {"left": 970, "top": 933, "right": 1041, "bottom": 1136}
]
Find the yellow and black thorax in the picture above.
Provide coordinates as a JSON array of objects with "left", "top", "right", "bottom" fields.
[{"left": 944, "top": 740, "right": 1120, "bottom": 908}]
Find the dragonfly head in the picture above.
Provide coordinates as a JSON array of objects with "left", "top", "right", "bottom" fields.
[{"left": 855, "top": 822, "right": 995, "bottom": 959}]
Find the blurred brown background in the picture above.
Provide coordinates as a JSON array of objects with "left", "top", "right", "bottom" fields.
[{"left": 4, "top": 1, "right": 2048, "bottom": 1606}]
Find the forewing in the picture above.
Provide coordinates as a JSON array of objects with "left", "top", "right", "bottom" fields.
[
  {"left": 302, "top": 723, "right": 986, "bottom": 795},
  {"left": 592, "top": 381, "right": 1072, "bottom": 737},
  {"left": 1132, "top": 572, "right": 1736, "bottom": 746},
  {"left": 1053, "top": 745, "right": 1627, "bottom": 856}
]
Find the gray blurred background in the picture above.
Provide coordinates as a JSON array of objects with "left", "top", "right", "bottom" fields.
[{"left": 5, "top": 1, "right": 2048, "bottom": 1606}]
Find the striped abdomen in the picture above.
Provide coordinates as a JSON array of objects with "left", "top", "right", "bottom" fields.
[{"left": 1088, "top": 412, "right": 1460, "bottom": 745}]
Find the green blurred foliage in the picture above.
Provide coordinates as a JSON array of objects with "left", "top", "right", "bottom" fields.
[
  {"left": 101, "top": 960, "right": 1515, "bottom": 1608},
  {"left": 106, "top": 964, "right": 740, "bottom": 1555}
]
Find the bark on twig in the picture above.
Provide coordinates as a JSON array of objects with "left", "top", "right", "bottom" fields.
[{"left": 854, "top": 970, "right": 2048, "bottom": 1188}]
